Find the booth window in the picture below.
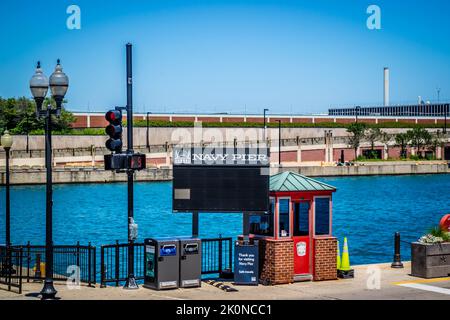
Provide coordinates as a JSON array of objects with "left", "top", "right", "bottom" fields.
[
  {"left": 279, "top": 199, "right": 290, "bottom": 237},
  {"left": 249, "top": 199, "right": 274, "bottom": 237},
  {"left": 315, "top": 197, "right": 330, "bottom": 235},
  {"left": 294, "top": 202, "right": 310, "bottom": 236}
]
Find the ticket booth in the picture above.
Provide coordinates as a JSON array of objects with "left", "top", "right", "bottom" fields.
[{"left": 248, "top": 171, "right": 337, "bottom": 284}]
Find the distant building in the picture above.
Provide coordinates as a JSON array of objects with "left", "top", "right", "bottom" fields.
[{"left": 329, "top": 103, "right": 449, "bottom": 117}]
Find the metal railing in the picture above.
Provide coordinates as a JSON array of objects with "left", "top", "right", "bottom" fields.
[
  {"left": 13, "top": 242, "right": 96, "bottom": 286},
  {"left": 99, "top": 237, "right": 234, "bottom": 287},
  {"left": 100, "top": 241, "right": 145, "bottom": 287},
  {"left": 202, "top": 237, "right": 233, "bottom": 275},
  {"left": 0, "top": 246, "right": 23, "bottom": 294}
]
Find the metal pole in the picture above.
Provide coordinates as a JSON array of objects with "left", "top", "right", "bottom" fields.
[
  {"left": 5, "top": 147, "right": 10, "bottom": 246},
  {"left": 444, "top": 104, "right": 447, "bottom": 134},
  {"left": 124, "top": 43, "right": 138, "bottom": 289},
  {"left": 146, "top": 112, "right": 150, "bottom": 150},
  {"left": 263, "top": 109, "right": 268, "bottom": 142},
  {"left": 192, "top": 212, "right": 199, "bottom": 237},
  {"left": 277, "top": 120, "right": 281, "bottom": 166},
  {"left": 41, "top": 107, "right": 57, "bottom": 299},
  {"left": 391, "top": 232, "right": 404, "bottom": 268},
  {"left": 26, "top": 116, "right": 29, "bottom": 154},
  {"left": 243, "top": 212, "right": 250, "bottom": 244}
]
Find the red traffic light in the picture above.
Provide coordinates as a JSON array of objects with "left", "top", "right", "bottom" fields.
[{"left": 105, "top": 110, "right": 122, "bottom": 124}]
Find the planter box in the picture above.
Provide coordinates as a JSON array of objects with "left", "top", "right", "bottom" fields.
[{"left": 411, "top": 242, "right": 450, "bottom": 278}]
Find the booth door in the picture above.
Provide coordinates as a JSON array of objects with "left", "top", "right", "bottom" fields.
[{"left": 293, "top": 202, "right": 311, "bottom": 275}]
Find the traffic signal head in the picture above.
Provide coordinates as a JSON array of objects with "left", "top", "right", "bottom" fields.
[
  {"left": 105, "top": 109, "right": 123, "bottom": 153},
  {"left": 105, "top": 110, "right": 122, "bottom": 124}
]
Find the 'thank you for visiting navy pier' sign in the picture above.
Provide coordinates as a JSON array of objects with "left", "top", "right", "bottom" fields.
[{"left": 172, "top": 147, "right": 270, "bottom": 213}]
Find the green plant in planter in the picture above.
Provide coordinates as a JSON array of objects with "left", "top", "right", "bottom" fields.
[{"left": 419, "top": 226, "right": 450, "bottom": 244}]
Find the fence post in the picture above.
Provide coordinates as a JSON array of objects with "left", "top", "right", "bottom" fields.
[
  {"left": 228, "top": 238, "right": 233, "bottom": 271},
  {"left": 218, "top": 235, "right": 223, "bottom": 276},
  {"left": 100, "top": 246, "right": 105, "bottom": 288},
  {"left": 76, "top": 241, "right": 80, "bottom": 268},
  {"left": 115, "top": 240, "right": 120, "bottom": 287},
  {"left": 87, "top": 242, "right": 92, "bottom": 287},
  {"left": 18, "top": 249, "right": 23, "bottom": 294},
  {"left": 391, "top": 232, "right": 404, "bottom": 268},
  {"left": 93, "top": 245, "right": 96, "bottom": 285},
  {"left": 26, "top": 241, "right": 30, "bottom": 282},
  {"left": 7, "top": 247, "right": 11, "bottom": 292}
]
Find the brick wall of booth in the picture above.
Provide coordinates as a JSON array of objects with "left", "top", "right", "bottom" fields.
[
  {"left": 313, "top": 237, "right": 338, "bottom": 281},
  {"left": 259, "top": 238, "right": 294, "bottom": 285}
]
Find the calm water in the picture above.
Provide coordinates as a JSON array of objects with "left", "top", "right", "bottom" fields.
[{"left": 0, "top": 174, "right": 449, "bottom": 265}]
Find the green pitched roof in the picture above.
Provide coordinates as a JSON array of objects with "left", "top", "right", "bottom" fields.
[{"left": 270, "top": 171, "right": 336, "bottom": 192}]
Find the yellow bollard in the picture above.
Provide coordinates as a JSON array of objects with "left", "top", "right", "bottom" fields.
[
  {"left": 339, "top": 237, "right": 351, "bottom": 271},
  {"left": 336, "top": 240, "right": 341, "bottom": 270},
  {"left": 33, "top": 262, "right": 46, "bottom": 277},
  {"left": 40, "top": 262, "right": 46, "bottom": 277}
]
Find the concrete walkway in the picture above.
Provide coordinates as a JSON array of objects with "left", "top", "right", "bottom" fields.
[{"left": 1, "top": 262, "right": 450, "bottom": 300}]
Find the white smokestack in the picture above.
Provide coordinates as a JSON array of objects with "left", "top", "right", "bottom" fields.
[{"left": 384, "top": 67, "right": 390, "bottom": 106}]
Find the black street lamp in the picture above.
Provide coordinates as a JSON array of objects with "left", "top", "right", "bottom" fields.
[
  {"left": 263, "top": 108, "right": 269, "bottom": 142},
  {"left": 29, "top": 60, "right": 69, "bottom": 300},
  {"left": 146, "top": 112, "right": 151, "bottom": 150},
  {"left": 1, "top": 130, "right": 13, "bottom": 247}
]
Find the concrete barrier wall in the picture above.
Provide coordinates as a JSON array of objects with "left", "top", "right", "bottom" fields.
[
  {"left": 276, "top": 163, "right": 450, "bottom": 177},
  {"left": 1, "top": 167, "right": 173, "bottom": 185},
  {"left": 6, "top": 127, "right": 443, "bottom": 151},
  {"left": 1, "top": 163, "right": 448, "bottom": 186}
]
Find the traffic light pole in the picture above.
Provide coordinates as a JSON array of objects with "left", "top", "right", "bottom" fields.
[{"left": 124, "top": 43, "right": 138, "bottom": 290}]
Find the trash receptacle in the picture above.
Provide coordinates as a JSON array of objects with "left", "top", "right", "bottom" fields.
[
  {"left": 144, "top": 238, "right": 179, "bottom": 290},
  {"left": 179, "top": 237, "right": 202, "bottom": 288}
]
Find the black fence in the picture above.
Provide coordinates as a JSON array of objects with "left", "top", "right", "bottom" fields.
[
  {"left": 202, "top": 237, "right": 233, "bottom": 275},
  {"left": 0, "top": 246, "right": 23, "bottom": 294},
  {"left": 99, "top": 237, "right": 233, "bottom": 287},
  {"left": 100, "top": 241, "right": 145, "bottom": 287},
  {"left": 13, "top": 242, "right": 96, "bottom": 286}
]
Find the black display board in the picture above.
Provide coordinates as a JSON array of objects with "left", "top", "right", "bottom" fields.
[{"left": 172, "top": 147, "right": 270, "bottom": 213}]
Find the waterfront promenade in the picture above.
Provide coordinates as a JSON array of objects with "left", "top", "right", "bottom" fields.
[{"left": 1, "top": 262, "right": 450, "bottom": 300}]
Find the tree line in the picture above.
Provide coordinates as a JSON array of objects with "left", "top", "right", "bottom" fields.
[
  {"left": 0, "top": 97, "right": 75, "bottom": 135},
  {"left": 347, "top": 122, "right": 447, "bottom": 160}
]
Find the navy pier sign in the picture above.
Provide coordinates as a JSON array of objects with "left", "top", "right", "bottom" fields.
[
  {"left": 172, "top": 147, "right": 270, "bottom": 213},
  {"left": 173, "top": 147, "right": 270, "bottom": 166}
]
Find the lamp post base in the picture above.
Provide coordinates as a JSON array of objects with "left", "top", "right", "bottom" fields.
[
  {"left": 124, "top": 275, "right": 139, "bottom": 290},
  {"left": 40, "top": 279, "right": 58, "bottom": 300}
]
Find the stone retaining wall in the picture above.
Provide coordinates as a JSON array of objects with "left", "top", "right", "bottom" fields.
[{"left": 0, "top": 163, "right": 448, "bottom": 185}]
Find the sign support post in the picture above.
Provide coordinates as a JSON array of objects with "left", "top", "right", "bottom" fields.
[
  {"left": 192, "top": 211, "right": 199, "bottom": 237},
  {"left": 243, "top": 212, "right": 250, "bottom": 244}
]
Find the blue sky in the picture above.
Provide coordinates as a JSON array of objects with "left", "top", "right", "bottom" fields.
[{"left": 1, "top": 0, "right": 449, "bottom": 114}]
